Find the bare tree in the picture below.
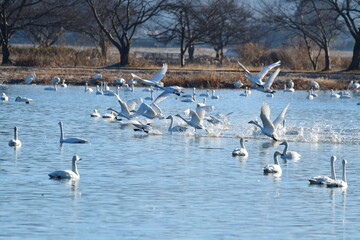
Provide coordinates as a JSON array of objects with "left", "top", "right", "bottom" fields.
[
  {"left": 322, "top": 0, "right": 360, "bottom": 70},
  {"left": 201, "top": 0, "right": 254, "bottom": 64},
  {"left": 258, "top": 0, "right": 341, "bottom": 71},
  {"left": 86, "top": 0, "right": 167, "bottom": 67},
  {"left": 149, "top": 0, "right": 204, "bottom": 67}
]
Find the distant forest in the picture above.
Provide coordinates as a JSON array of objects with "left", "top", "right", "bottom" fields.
[{"left": 0, "top": 0, "right": 359, "bottom": 71}]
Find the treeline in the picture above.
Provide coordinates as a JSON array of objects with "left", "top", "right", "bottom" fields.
[{"left": 0, "top": 0, "right": 359, "bottom": 70}]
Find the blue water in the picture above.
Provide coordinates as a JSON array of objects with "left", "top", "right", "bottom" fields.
[{"left": 1, "top": 85, "right": 360, "bottom": 239}]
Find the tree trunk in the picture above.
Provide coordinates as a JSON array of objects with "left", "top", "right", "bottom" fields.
[
  {"left": 348, "top": 38, "right": 360, "bottom": 70},
  {"left": 323, "top": 44, "right": 331, "bottom": 71},
  {"left": 119, "top": 45, "right": 130, "bottom": 67},
  {"left": 180, "top": 50, "right": 185, "bottom": 67},
  {"left": 2, "top": 43, "right": 10, "bottom": 65},
  {"left": 188, "top": 44, "right": 194, "bottom": 63}
]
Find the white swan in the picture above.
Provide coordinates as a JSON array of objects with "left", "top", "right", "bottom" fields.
[
  {"left": 176, "top": 105, "right": 213, "bottom": 131},
  {"left": 240, "top": 87, "right": 250, "bottom": 97},
  {"left": 145, "top": 87, "right": 154, "bottom": 101},
  {"left": 248, "top": 103, "right": 290, "bottom": 141},
  {"left": 199, "top": 90, "right": 210, "bottom": 97},
  {"left": 90, "top": 109, "right": 101, "bottom": 117},
  {"left": 166, "top": 115, "right": 188, "bottom": 132},
  {"left": 49, "top": 155, "right": 81, "bottom": 180},
  {"left": 211, "top": 89, "right": 219, "bottom": 99},
  {"left": 131, "top": 63, "right": 167, "bottom": 88},
  {"left": 111, "top": 93, "right": 143, "bottom": 119},
  {"left": 85, "top": 83, "right": 93, "bottom": 92},
  {"left": 306, "top": 90, "right": 314, "bottom": 100},
  {"left": 1, "top": 92, "right": 9, "bottom": 101},
  {"left": 326, "top": 159, "right": 348, "bottom": 188},
  {"left": 60, "top": 79, "right": 67, "bottom": 88},
  {"left": 51, "top": 76, "right": 61, "bottom": 85},
  {"left": 339, "top": 91, "right": 352, "bottom": 99},
  {"left": 310, "top": 80, "right": 320, "bottom": 90},
  {"left": 238, "top": 60, "right": 281, "bottom": 87},
  {"left": 232, "top": 138, "right": 248, "bottom": 157},
  {"left": 308, "top": 156, "right": 337, "bottom": 184},
  {"left": 15, "top": 96, "right": 33, "bottom": 103},
  {"left": 102, "top": 111, "right": 118, "bottom": 119},
  {"left": 136, "top": 86, "right": 182, "bottom": 119},
  {"left": 8, "top": 127, "right": 21, "bottom": 147},
  {"left": 284, "top": 81, "right": 295, "bottom": 93},
  {"left": 24, "top": 72, "right": 36, "bottom": 84},
  {"left": 59, "top": 121, "right": 88, "bottom": 144},
  {"left": 263, "top": 151, "right": 282, "bottom": 174},
  {"left": 133, "top": 120, "right": 153, "bottom": 134},
  {"left": 330, "top": 89, "right": 340, "bottom": 98},
  {"left": 257, "top": 67, "right": 280, "bottom": 93},
  {"left": 233, "top": 80, "right": 243, "bottom": 88},
  {"left": 279, "top": 141, "right": 301, "bottom": 160},
  {"left": 96, "top": 84, "right": 103, "bottom": 95},
  {"left": 181, "top": 93, "right": 196, "bottom": 102}
]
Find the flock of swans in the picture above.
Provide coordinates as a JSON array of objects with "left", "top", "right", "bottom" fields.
[{"left": 1, "top": 61, "right": 351, "bottom": 188}]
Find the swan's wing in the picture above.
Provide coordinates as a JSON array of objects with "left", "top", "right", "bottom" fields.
[
  {"left": 149, "top": 63, "right": 168, "bottom": 83},
  {"left": 115, "top": 93, "right": 131, "bottom": 115},
  {"left": 263, "top": 68, "right": 280, "bottom": 90},
  {"left": 136, "top": 103, "right": 156, "bottom": 116},
  {"left": 196, "top": 105, "right": 214, "bottom": 120},
  {"left": 153, "top": 86, "right": 182, "bottom": 105},
  {"left": 238, "top": 61, "right": 252, "bottom": 76},
  {"left": 150, "top": 103, "right": 163, "bottom": 115},
  {"left": 131, "top": 73, "right": 147, "bottom": 81},
  {"left": 273, "top": 103, "right": 290, "bottom": 128},
  {"left": 189, "top": 110, "right": 202, "bottom": 125},
  {"left": 260, "top": 102, "right": 275, "bottom": 129},
  {"left": 256, "top": 61, "right": 281, "bottom": 81},
  {"left": 126, "top": 98, "right": 143, "bottom": 112}
]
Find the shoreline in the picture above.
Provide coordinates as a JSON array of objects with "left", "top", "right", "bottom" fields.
[{"left": 1, "top": 66, "right": 360, "bottom": 90}]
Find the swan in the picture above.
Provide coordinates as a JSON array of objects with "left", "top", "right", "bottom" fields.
[
  {"left": 240, "top": 87, "right": 250, "bottom": 97},
  {"left": 330, "top": 89, "right": 340, "bottom": 98},
  {"left": 206, "top": 112, "right": 233, "bottom": 125},
  {"left": 48, "top": 155, "right": 81, "bottom": 180},
  {"left": 326, "top": 159, "right": 348, "bottom": 188},
  {"left": 59, "top": 121, "right": 88, "bottom": 144},
  {"left": 145, "top": 86, "right": 154, "bottom": 101},
  {"left": 310, "top": 80, "right": 320, "bottom": 90},
  {"left": 136, "top": 86, "right": 182, "bottom": 119},
  {"left": 232, "top": 138, "right": 248, "bottom": 157},
  {"left": 51, "top": 76, "right": 61, "bottom": 85},
  {"left": 283, "top": 83, "right": 295, "bottom": 93},
  {"left": 24, "top": 72, "right": 36, "bottom": 84},
  {"left": 96, "top": 85, "right": 103, "bottom": 95},
  {"left": 125, "top": 80, "right": 136, "bottom": 92},
  {"left": 257, "top": 68, "right": 281, "bottom": 93},
  {"left": 279, "top": 141, "right": 301, "bottom": 159},
  {"left": 181, "top": 93, "right": 196, "bottom": 102},
  {"left": 166, "top": 115, "right": 188, "bottom": 132},
  {"left": 306, "top": 90, "right": 314, "bottom": 100},
  {"left": 176, "top": 105, "right": 213, "bottom": 131},
  {"left": 15, "top": 96, "right": 33, "bottom": 103},
  {"left": 288, "top": 79, "right": 295, "bottom": 89},
  {"left": 131, "top": 63, "right": 167, "bottom": 88},
  {"left": 102, "top": 111, "right": 118, "bottom": 119},
  {"left": 211, "top": 90, "right": 219, "bottom": 99},
  {"left": 339, "top": 91, "right": 352, "bottom": 99},
  {"left": 182, "top": 88, "right": 196, "bottom": 98},
  {"left": 111, "top": 93, "right": 143, "bottom": 119},
  {"left": 8, "top": 127, "right": 21, "bottom": 147},
  {"left": 133, "top": 121, "right": 153, "bottom": 134},
  {"left": 248, "top": 102, "right": 290, "bottom": 141},
  {"left": 44, "top": 84, "right": 57, "bottom": 91},
  {"left": 60, "top": 79, "right": 67, "bottom": 88},
  {"left": 90, "top": 109, "right": 101, "bottom": 117},
  {"left": 2, "top": 92, "right": 9, "bottom": 101},
  {"left": 348, "top": 80, "right": 359, "bottom": 89},
  {"left": 199, "top": 90, "right": 210, "bottom": 97},
  {"left": 238, "top": 60, "right": 281, "bottom": 87},
  {"left": 263, "top": 151, "right": 282, "bottom": 174},
  {"left": 85, "top": 83, "right": 93, "bottom": 92},
  {"left": 308, "top": 156, "right": 337, "bottom": 184},
  {"left": 234, "top": 80, "right": 243, "bottom": 88}
]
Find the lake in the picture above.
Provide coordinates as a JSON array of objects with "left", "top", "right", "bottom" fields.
[{"left": 1, "top": 85, "right": 360, "bottom": 239}]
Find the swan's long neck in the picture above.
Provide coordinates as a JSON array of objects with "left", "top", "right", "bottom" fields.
[
  {"left": 150, "top": 90, "right": 154, "bottom": 99},
  {"left": 168, "top": 116, "right": 174, "bottom": 131},
  {"left": 240, "top": 138, "right": 246, "bottom": 149},
  {"left": 72, "top": 160, "right": 79, "bottom": 176},
  {"left": 177, "top": 115, "right": 190, "bottom": 125},
  {"left": 274, "top": 152, "right": 280, "bottom": 165},
  {"left": 282, "top": 142, "right": 288, "bottom": 155},
  {"left": 342, "top": 160, "right": 347, "bottom": 182},
  {"left": 59, "top": 122, "right": 64, "bottom": 142},
  {"left": 14, "top": 127, "right": 18, "bottom": 141},
  {"left": 330, "top": 158, "right": 336, "bottom": 180},
  {"left": 249, "top": 121, "right": 262, "bottom": 130}
]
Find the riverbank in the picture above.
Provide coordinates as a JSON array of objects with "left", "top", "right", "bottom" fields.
[{"left": 1, "top": 65, "right": 360, "bottom": 90}]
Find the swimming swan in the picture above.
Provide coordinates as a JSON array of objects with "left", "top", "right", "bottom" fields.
[
  {"left": 211, "top": 89, "right": 219, "bottom": 99},
  {"left": 326, "top": 159, "right": 348, "bottom": 188},
  {"left": 90, "top": 109, "right": 101, "bottom": 117},
  {"left": 263, "top": 151, "right": 282, "bottom": 174},
  {"left": 1, "top": 92, "right": 9, "bottom": 101},
  {"left": 232, "top": 138, "right": 248, "bottom": 157},
  {"left": 166, "top": 115, "right": 188, "bottom": 132},
  {"left": 8, "top": 127, "right": 21, "bottom": 147},
  {"left": 59, "top": 121, "right": 88, "bottom": 144},
  {"left": 248, "top": 102, "right": 290, "bottom": 141},
  {"left": 48, "top": 155, "right": 81, "bottom": 180},
  {"left": 308, "top": 156, "right": 337, "bottom": 184},
  {"left": 279, "top": 141, "right": 301, "bottom": 160}
]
